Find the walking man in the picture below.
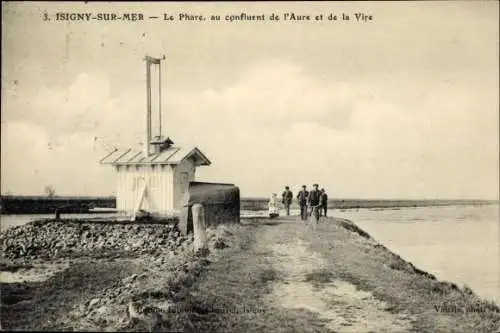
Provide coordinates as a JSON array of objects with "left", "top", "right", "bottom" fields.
[
  {"left": 297, "top": 185, "right": 309, "bottom": 220},
  {"left": 308, "top": 184, "right": 321, "bottom": 222},
  {"left": 281, "top": 186, "right": 293, "bottom": 216},
  {"left": 320, "top": 188, "right": 328, "bottom": 217}
]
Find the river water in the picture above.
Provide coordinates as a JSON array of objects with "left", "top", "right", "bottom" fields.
[
  {"left": 333, "top": 204, "right": 499, "bottom": 304},
  {"left": 1, "top": 204, "right": 498, "bottom": 303}
]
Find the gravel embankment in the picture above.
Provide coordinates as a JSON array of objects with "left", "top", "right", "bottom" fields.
[{"left": 1, "top": 219, "right": 184, "bottom": 260}]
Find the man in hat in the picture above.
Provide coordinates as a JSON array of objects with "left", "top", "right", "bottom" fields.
[
  {"left": 319, "top": 188, "right": 328, "bottom": 217},
  {"left": 281, "top": 186, "right": 293, "bottom": 216},
  {"left": 296, "top": 185, "right": 309, "bottom": 220},
  {"left": 308, "top": 183, "right": 321, "bottom": 222}
]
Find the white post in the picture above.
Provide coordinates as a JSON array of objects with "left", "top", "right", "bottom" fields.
[
  {"left": 192, "top": 204, "right": 207, "bottom": 252},
  {"left": 309, "top": 206, "right": 318, "bottom": 230},
  {"left": 144, "top": 57, "right": 152, "bottom": 157}
]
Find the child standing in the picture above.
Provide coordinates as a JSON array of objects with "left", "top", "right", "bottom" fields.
[{"left": 268, "top": 193, "right": 280, "bottom": 219}]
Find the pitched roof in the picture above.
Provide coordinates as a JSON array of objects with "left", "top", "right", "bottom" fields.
[{"left": 100, "top": 146, "right": 211, "bottom": 166}]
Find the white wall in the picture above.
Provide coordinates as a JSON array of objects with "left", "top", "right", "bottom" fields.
[
  {"left": 173, "top": 159, "right": 196, "bottom": 210},
  {"left": 115, "top": 164, "right": 176, "bottom": 215}
]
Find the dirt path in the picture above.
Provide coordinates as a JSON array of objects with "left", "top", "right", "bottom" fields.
[
  {"left": 257, "top": 217, "right": 414, "bottom": 333},
  {"left": 174, "top": 217, "right": 418, "bottom": 332}
]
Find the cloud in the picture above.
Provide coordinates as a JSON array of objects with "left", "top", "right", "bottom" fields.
[
  {"left": 1, "top": 57, "right": 498, "bottom": 199},
  {"left": 1, "top": 71, "right": 141, "bottom": 195},
  {"left": 167, "top": 58, "right": 361, "bottom": 132},
  {"left": 1, "top": 120, "right": 116, "bottom": 195},
  {"left": 164, "top": 58, "right": 498, "bottom": 198}
]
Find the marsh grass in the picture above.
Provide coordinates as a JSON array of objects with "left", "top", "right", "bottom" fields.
[
  {"left": 305, "top": 269, "right": 335, "bottom": 284},
  {"left": 0, "top": 262, "right": 34, "bottom": 272},
  {"left": 259, "top": 268, "right": 280, "bottom": 284},
  {"left": 0, "top": 260, "right": 142, "bottom": 330}
]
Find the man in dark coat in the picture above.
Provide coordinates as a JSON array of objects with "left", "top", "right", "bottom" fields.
[
  {"left": 319, "top": 188, "right": 328, "bottom": 217},
  {"left": 308, "top": 183, "right": 321, "bottom": 221},
  {"left": 281, "top": 186, "right": 293, "bottom": 216},
  {"left": 297, "top": 185, "right": 309, "bottom": 220}
]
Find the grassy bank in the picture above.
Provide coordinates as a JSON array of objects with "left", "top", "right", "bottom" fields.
[
  {"left": 306, "top": 218, "right": 500, "bottom": 333},
  {"left": 169, "top": 217, "right": 500, "bottom": 333}
]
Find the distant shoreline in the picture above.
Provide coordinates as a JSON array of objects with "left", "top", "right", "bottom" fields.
[
  {"left": 240, "top": 198, "right": 499, "bottom": 211},
  {"left": 1, "top": 195, "right": 497, "bottom": 215}
]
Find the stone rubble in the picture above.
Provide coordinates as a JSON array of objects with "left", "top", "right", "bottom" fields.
[{"left": 0, "top": 219, "right": 183, "bottom": 260}]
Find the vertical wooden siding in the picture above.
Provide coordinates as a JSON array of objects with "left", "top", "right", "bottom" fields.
[{"left": 116, "top": 164, "right": 175, "bottom": 215}]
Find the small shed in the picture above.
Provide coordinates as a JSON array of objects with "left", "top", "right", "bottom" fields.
[
  {"left": 100, "top": 143, "right": 211, "bottom": 217},
  {"left": 179, "top": 182, "right": 240, "bottom": 235}
]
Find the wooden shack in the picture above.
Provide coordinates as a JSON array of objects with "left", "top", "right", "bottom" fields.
[{"left": 100, "top": 56, "right": 211, "bottom": 218}]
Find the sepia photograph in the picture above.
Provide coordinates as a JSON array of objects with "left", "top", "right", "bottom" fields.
[{"left": 1, "top": 1, "right": 499, "bottom": 332}]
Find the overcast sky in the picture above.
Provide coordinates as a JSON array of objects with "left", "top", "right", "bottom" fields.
[{"left": 1, "top": 1, "right": 498, "bottom": 199}]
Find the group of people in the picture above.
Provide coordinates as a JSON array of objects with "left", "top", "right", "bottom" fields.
[{"left": 268, "top": 184, "right": 328, "bottom": 220}]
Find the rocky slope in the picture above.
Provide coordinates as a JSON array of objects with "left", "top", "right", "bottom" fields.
[{"left": 1, "top": 219, "right": 184, "bottom": 260}]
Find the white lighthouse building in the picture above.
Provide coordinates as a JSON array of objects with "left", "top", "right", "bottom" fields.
[{"left": 100, "top": 56, "right": 211, "bottom": 218}]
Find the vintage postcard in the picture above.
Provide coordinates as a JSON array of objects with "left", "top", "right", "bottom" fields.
[{"left": 1, "top": 1, "right": 499, "bottom": 332}]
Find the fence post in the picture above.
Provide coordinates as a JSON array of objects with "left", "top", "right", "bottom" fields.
[{"left": 192, "top": 203, "right": 207, "bottom": 253}]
